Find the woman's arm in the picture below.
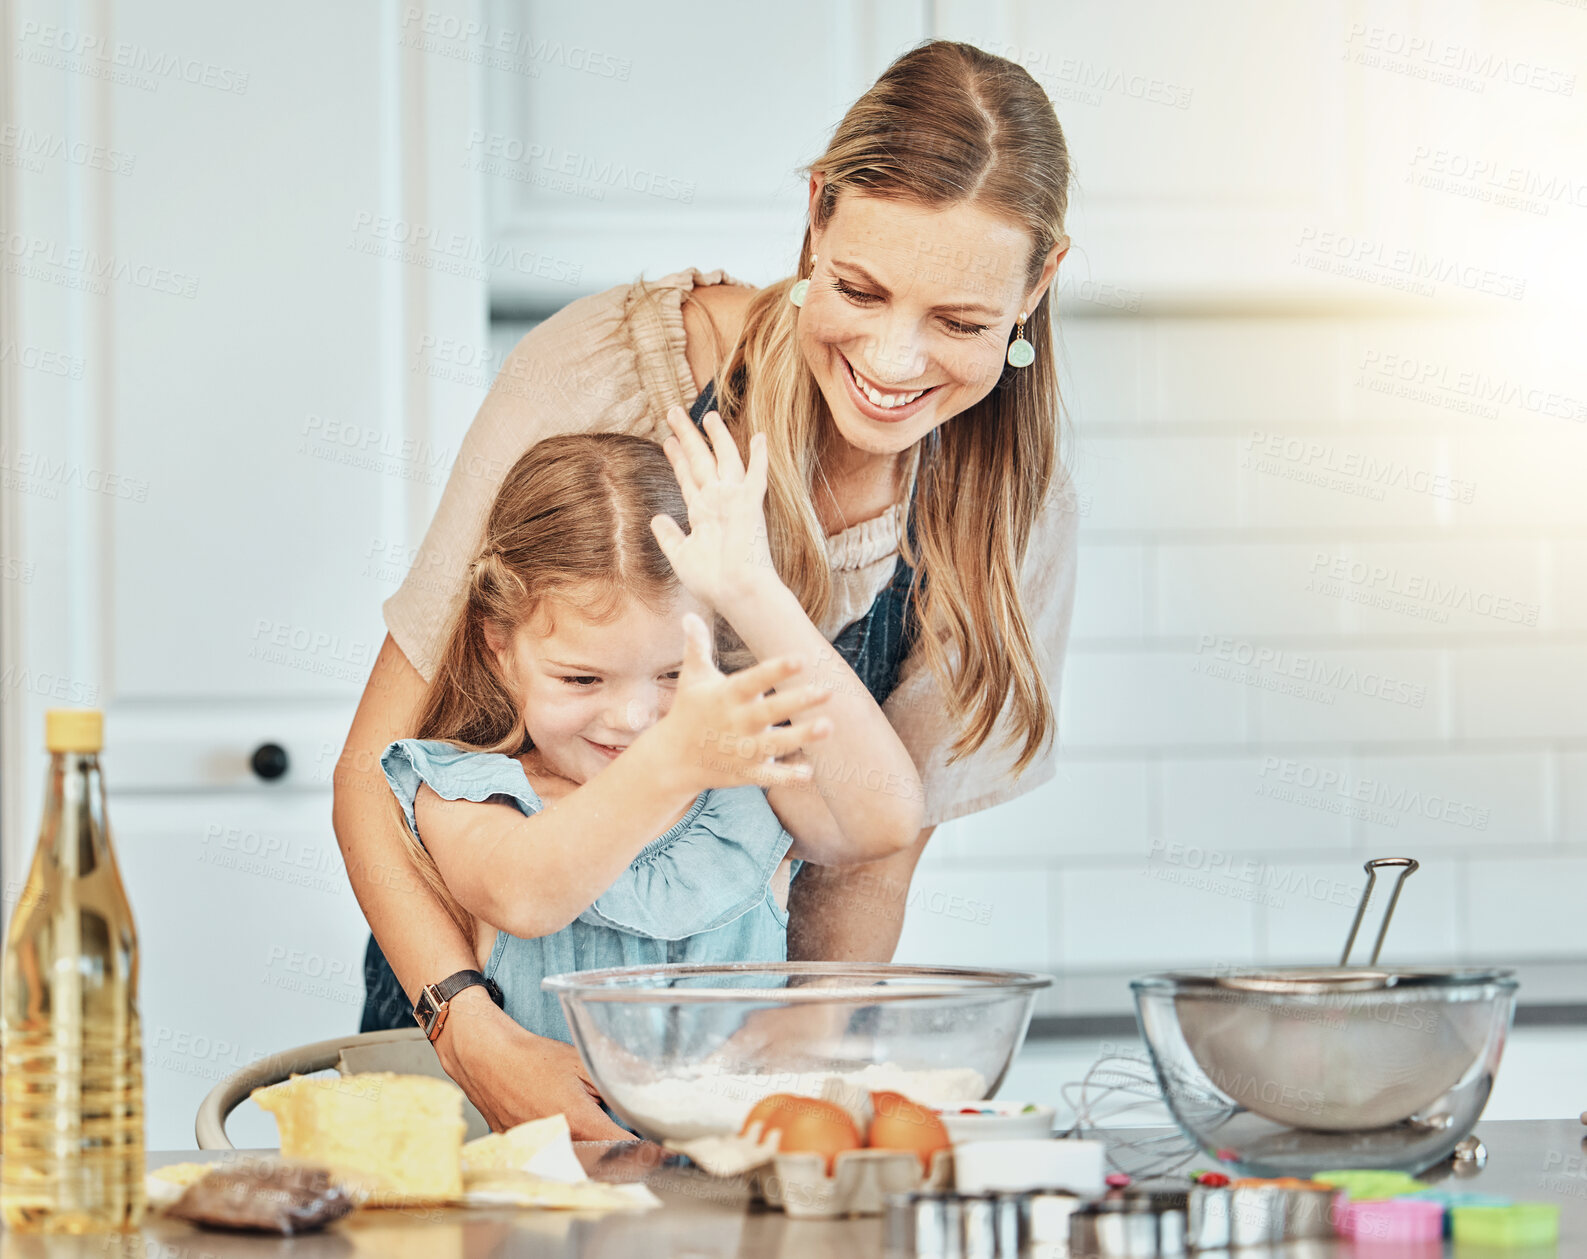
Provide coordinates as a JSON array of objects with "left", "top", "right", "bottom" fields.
[
  {"left": 416, "top": 619, "right": 831, "bottom": 939},
  {"left": 785, "top": 825, "right": 937, "bottom": 962},
  {"left": 333, "top": 634, "right": 478, "bottom": 999},
  {"left": 332, "top": 634, "right": 630, "bottom": 1139}
]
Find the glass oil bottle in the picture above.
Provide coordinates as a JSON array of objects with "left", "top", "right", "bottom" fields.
[{"left": 1, "top": 709, "right": 145, "bottom": 1231}]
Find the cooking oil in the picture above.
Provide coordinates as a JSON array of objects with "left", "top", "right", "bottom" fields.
[{"left": 1, "top": 709, "right": 145, "bottom": 1231}]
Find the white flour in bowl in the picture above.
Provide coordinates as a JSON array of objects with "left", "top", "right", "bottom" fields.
[{"left": 607, "top": 1064, "right": 989, "bottom": 1141}]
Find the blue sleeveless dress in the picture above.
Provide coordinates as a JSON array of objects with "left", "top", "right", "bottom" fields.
[
  {"left": 380, "top": 738, "right": 796, "bottom": 1043},
  {"left": 360, "top": 379, "right": 926, "bottom": 1030}
]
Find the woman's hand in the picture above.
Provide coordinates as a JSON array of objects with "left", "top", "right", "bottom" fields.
[
  {"left": 650, "top": 612, "right": 832, "bottom": 793},
  {"left": 434, "top": 987, "right": 631, "bottom": 1140},
  {"left": 651, "top": 405, "right": 778, "bottom": 612}
]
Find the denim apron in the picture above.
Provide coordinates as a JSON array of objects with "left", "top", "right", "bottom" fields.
[{"left": 358, "top": 378, "right": 925, "bottom": 1031}]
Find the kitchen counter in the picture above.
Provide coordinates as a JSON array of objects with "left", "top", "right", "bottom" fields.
[{"left": 2, "top": 1119, "right": 1577, "bottom": 1256}]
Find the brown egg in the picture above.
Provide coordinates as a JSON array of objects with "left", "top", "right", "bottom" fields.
[
  {"left": 867, "top": 1090, "right": 951, "bottom": 1174},
  {"left": 739, "top": 1093, "right": 803, "bottom": 1137},
  {"left": 752, "top": 1096, "right": 861, "bottom": 1175}
]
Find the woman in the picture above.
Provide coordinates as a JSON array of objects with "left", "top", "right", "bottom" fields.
[{"left": 333, "top": 39, "right": 1077, "bottom": 1139}]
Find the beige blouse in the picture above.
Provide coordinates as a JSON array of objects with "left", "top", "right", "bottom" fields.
[{"left": 383, "top": 267, "right": 1079, "bottom": 828}]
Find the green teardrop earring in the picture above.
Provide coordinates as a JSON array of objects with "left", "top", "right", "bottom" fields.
[
  {"left": 1006, "top": 310, "right": 1035, "bottom": 368},
  {"left": 789, "top": 253, "right": 817, "bottom": 308}
]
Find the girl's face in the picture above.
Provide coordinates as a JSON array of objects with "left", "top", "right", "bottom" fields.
[
  {"left": 487, "top": 585, "right": 712, "bottom": 786},
  {"left": 797, "top": 189, "right": 1065, "bottom": 460}
]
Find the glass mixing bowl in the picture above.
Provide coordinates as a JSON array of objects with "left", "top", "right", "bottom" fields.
[
  {"left": 1132, "top": 967, "right": 1518, "bottom": 1176},
  {"left": 544, "top": 962, "right": 1051, "bottom": 1142}
]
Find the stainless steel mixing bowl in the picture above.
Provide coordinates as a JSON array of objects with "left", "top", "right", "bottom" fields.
[
  {"left": 544, "top": 962, "right": 1051, "bottom": 1142},
  {"left": 1132, "top": 966, "right": 1518, "bottom": 1176}
]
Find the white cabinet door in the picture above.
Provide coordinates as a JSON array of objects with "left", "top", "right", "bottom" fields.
[
  {"left": 482, "top": 0, "right": 931, "bottom": 306},
  {"left": 1, "top": 0, "right": 487, "bottom": 1149}
]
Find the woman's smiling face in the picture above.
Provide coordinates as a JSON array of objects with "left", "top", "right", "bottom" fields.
[{"left": 797, "top": 188, "right": 1064, "bottom": 458}]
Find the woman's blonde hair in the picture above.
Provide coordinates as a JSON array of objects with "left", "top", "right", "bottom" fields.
[
  {"left": 636, "top": 39, "right": 1070, "bottom": 774},
  {"left": 392, "top": 433, "right": 690, "bottom": 936}
]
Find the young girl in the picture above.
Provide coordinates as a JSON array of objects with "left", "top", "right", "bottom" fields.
[{"left": 380, "top": 416, "right": 924, "bottom": 1055}]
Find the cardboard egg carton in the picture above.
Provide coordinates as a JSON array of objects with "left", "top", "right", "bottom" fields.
[
  {"left": 755, "top": 1147, "right": 954, "bottom": 1218},
  {"left": 663, "top": 1077, "right": 954, "bottom": 1217},
  {"left": 665, "top": 1131, "right": 954, "bottom": 1218}
]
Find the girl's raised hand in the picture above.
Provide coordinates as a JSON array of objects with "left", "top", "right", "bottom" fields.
[
  {"left": 650, "top": 406, "right": 777, "bottom": 611},
  {"left": 660, "top": 613, "right": 832, "bottom": 792}
]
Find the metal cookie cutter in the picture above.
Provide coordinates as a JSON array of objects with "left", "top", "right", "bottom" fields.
[
  {"left": 1070, "top": 1193, "right": 1188, "bottom": 1257},
  {"left": 885, "top": 1190, "right": 1030, "bottom": 1258}
]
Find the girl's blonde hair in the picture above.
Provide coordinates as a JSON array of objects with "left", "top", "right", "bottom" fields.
[
  {"left": 635, "top": 39, "right": 1071, "bottom": 776},
  {"left": 393, "top": 433, "right": 690, "bottom": 936}
]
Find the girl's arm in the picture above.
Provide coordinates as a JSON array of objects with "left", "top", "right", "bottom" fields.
[
  {"left": 417, "top": 618, "right": 834, "bottom": 939},
  {"left": 652, "top": 408, "right": 926, "bottom": 865},
  {"left": 332, "top": 634, "right": 630, "bottom": 1139}
]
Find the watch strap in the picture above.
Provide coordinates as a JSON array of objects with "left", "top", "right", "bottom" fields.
[
  {"left": 434, "top": 968, "right": 502, "bottom": 1006},
  {"left": 413, "top": 968, "right": 503, "bottom": 1041}
]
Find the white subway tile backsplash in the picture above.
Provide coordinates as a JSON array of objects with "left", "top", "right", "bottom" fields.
[
  {"left": 1057, "top": 320, "right": 1146, "bottom": 427},
  {"left": 1239, "top": 430, "right": 1455, "bottom": 529},
  {"left": 1253, "top": 647, "right": 1446, "bottom": 743},
  {"left": 1158, "top": 756, "right": 1353, "bottom": 851},
  {"left": 1156, "top": 544, "right": 1349, "bottom": 637},
  {"left": 1321, "top": 542, "right": 1545, "bottom": 637},
  {"left": 1258, "top": 858, "right": 1460, "bottom": 966},
  {"left": 1464, "top": 857, "right": 1587, "bottom": 959},
  {"left": 1340, "top": 318, "right": 1570, "bottom": 427},
  {"left": 1559, "top": 753, "right": 1587, "bottom": 847},
  {"left": 1072, "top": 437, "right": 1244, "bottom": 532},
  {"left": 1057, "top": 864, "right": 1258, "bottom": 970},
  {"left": 1149, "top": 319, "right": 1347, "bottom": 423},
  {"left": 986, "top": 313, "right": 1577, "bottom": 978},
  {"left": 892, "top": 867, "right": 1051, "bottom": 970},
  {"left": 1448, "top": 430, "right": 1587, "bottom": 529},
  {"left": 1060, "top": 649, "right": 1247, "bottom": 748},
  {"left": 1548, "top": 541, "right": 1587, "bottom": 631},
  {"left": 1071, "top": 544, "right": 1146, "bottom": 640},
  {"left": 939, "top": 760, "right": 1151, "bottom": 861},
  {"left": 1454, "top": 647, "right": 1587, "bottom": 740},
  {"left": 1346, "top": 753, "right": 1546, "bottom": 849}
]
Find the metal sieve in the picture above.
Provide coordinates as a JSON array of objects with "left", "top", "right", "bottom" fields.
[{"left": 1165, "top": 858, "right": 1508, "bottom": 1132}]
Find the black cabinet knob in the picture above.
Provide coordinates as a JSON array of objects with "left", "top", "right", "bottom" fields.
[{"left": 251, "top": 743, "right": 290, "bottom": 781}]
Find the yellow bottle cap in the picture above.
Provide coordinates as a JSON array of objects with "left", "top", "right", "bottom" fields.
[{"left": 45, "top": 709, "right": 102, "bottom": 753}]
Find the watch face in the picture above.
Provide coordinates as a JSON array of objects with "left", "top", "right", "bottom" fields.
[{"left": 414, "top": 989, "right": 440, "bottom": 1032}]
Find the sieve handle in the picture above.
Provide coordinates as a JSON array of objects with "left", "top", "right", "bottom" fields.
[{"left": 1339, "top": 857, "right": 1420, "bottom": 967}]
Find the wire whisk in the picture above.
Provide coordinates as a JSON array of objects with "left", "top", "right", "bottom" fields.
[{"left": 1059, "top": 1050, "right": 1230, "bottom": 1180}]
